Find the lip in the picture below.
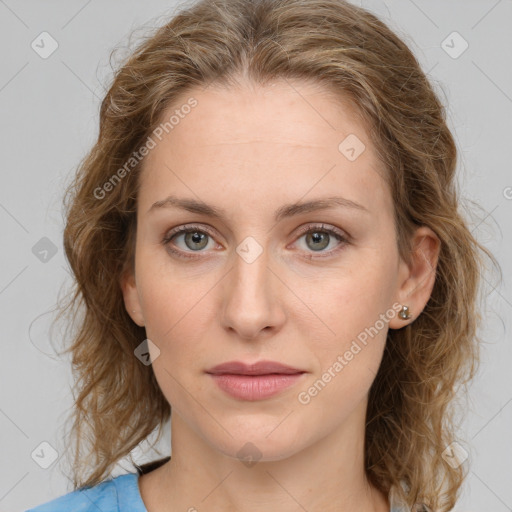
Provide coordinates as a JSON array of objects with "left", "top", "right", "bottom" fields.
[
  {"left": 208, "top": 373, "right": 306, "bottom": 401},
  {"left": 206, "top": 360, "right": 306, "bottom": 401},
  {"left": 206, "top": 360, "right": 305, "bottom": 376}
]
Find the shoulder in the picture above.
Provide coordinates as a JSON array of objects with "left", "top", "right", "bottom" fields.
[{"left": 25, "top": 473, "right": 144, "bottom": 512}]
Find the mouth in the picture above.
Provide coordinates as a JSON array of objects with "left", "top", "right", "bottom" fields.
[
  {"left": 206, "top": 360, "right": 307, "bottom": 401},
  {"left": 206, "top": 360, "right": 306, "bottom": 376}
]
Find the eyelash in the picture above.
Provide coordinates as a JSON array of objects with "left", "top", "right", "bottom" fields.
[{"left": 161, "top": 223, "right": 349, "bottom": 260}]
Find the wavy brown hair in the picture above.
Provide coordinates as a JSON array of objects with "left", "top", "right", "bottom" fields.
[{"left": 51, "top": 0, "right": 501, "bottom": 510}]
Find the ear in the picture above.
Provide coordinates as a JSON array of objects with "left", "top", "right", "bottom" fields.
[
  {"left": 119, "top": 266, "right": 145, "bottom": 327},
  {"left": 388, "top": 226, "right": 441, "bottom": 329}
]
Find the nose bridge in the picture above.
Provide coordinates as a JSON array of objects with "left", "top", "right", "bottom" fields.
[
  {"left": 231, "top": 235, "right": 272, "bottom": 304},
  {"left": 221, "top": 234, "right": 284, "bottom": 337}
]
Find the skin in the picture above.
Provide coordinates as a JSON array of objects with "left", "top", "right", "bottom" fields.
[{"left": 120, "top": 77, "right": 440, "bottom": 512}]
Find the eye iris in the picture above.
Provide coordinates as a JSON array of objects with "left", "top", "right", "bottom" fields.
[
  {"left": 306, "top": 231, "right": 329, "bottom": 251},
  {"left": 185, "top": 231, "right": 208, "bottom": 250}
]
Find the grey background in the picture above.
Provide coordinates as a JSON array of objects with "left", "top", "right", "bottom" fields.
[{"left": 0, "top": 1, "right": 511, "bottom": 511}]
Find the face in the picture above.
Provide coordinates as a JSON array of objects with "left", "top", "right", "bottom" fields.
[{"left": 121, "top": 78, "right": 417, "bottom": 462}]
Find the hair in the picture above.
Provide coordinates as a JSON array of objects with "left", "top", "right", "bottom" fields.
[{"left": 51, "top": 0, "right": 501, "bottom": 510}]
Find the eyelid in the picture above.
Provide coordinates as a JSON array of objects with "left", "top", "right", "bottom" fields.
[
  {"left": 161, "top": 223, "right": 220, "bottom": 249},
  {"left": 292, "top": 222, "right": 349, "bottom": 240}
]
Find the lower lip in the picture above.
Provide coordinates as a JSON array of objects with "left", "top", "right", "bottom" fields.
[{"left": 208, "top": 373, "right": 305, "bottom": 401}]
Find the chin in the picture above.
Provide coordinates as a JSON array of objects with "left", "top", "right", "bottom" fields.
[{"left": 209, "top": 426, "right": 306, "bottom": 465}]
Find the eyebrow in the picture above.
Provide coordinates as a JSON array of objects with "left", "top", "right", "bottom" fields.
[{"left": 148, "top": 195, "right": 369, "bottom": 222}]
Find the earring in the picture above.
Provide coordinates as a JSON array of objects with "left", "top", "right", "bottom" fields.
[{"left": 398, "top": 305, "right": 411, "bottom": 320}]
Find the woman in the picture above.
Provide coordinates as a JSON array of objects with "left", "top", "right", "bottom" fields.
[{"left": 26, "top": 0, "right": 499, "bottom": 511}]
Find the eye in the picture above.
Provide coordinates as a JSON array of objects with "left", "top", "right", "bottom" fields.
[
  {"left": 161, "top": 223, "right": 350, "bottom": 260},
  {"left": 292, "top": 223, "right": 349, "bottom": 259},
  {"left": 161, "top": 224, "right": 217, "bottom": 259}
]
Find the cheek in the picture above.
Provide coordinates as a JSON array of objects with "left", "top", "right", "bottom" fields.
[
  {"left": 298, "top": 301, "right": 389, "bottom": 422},
  {"left": 299, "top": 265, "right": 394, "bottom": 344},
  {"left": 137, "top": 266, "right": 215, "bottom": 363},
  {"left": 138, "top": 274, "right": 212, "bottom": 409},
  {"left": 294, "top": 261, "right": 395, "bottom": 400}
]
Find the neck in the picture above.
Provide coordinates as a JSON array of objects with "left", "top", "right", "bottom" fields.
[{"left": 142, "top": 401, "right": 390, "bottom": 512}]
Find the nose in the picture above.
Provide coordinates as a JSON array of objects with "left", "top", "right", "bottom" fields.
[{"left": 220, "top": 243, "right": 286, "bottom": 341}]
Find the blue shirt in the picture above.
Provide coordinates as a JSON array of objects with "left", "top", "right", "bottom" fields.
[
  {"left": 25, "top": 473, "right": 146, "bottom": 512},
  {"left": 25, "top": 472, "right": 415, "bottom": 511}
]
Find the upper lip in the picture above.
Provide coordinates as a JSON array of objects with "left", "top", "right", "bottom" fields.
[{"left": 206, "top": 360, "right": 306, "bottom": 375}]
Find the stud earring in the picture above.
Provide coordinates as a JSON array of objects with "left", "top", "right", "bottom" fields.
[{"left": 398, "top": 305, "right": 411, "bottom": 320}]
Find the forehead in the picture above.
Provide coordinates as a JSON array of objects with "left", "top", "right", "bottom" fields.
[
  {"left": 138, "top": 79, "right": 391, "bottom": 221},
  {"left": 160, "top": 79, "right": 371, "bottom": 148}
]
